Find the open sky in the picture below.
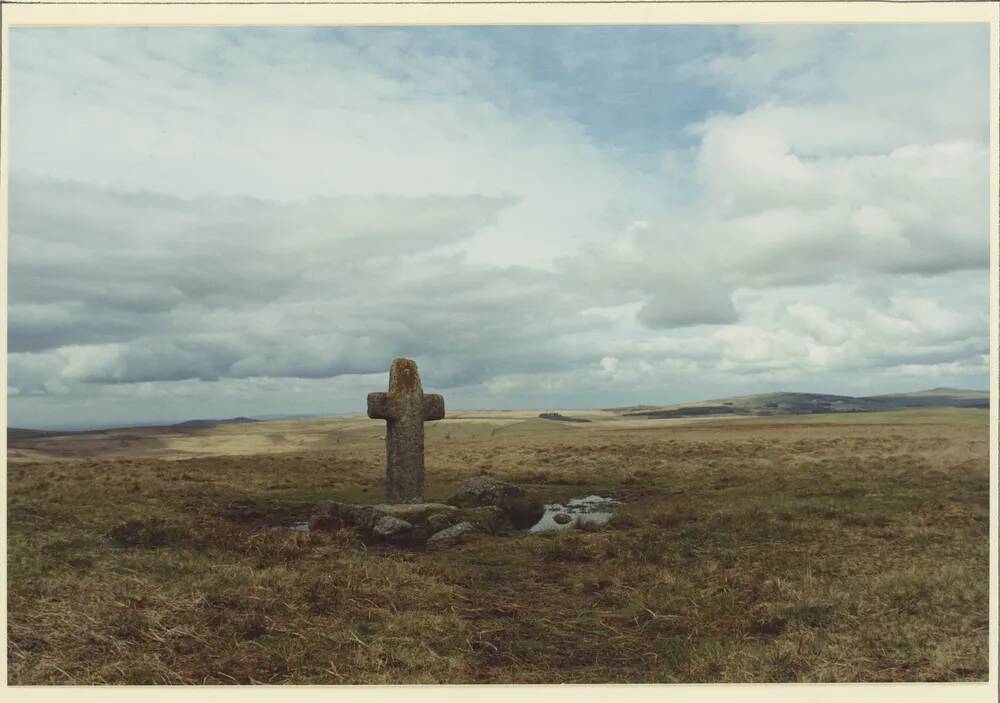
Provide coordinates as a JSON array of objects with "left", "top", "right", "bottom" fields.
[{"left": 7, "top": 25, "right": 991, "bottom": 428}]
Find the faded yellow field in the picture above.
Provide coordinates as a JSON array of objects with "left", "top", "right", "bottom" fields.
[{"left": 7, "top": 409, "right": 761, "bottom": 463}]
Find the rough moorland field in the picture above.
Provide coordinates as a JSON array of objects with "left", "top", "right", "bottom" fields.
[{"left": 6, "top": 409, "right": 990, "bottom": 683}]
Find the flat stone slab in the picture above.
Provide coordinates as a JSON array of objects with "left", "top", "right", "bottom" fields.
[
  {"left": 427, "top": 522, "right": 476, "bottom": 549},
  {"left": 309, "top": 500, "right": 487, "bottom": 545},
  {"left": 307, "top": 476, "right": 547, "bottom": 546},
  {"left": 371, "top": 503, "right": 458, "bottom": 521},
  {"left": 309, "top": 502, "right": 379, "bottom": 531},
  {"left": 373, "top": 515, "right": 414, "bottom": 538},
  {"left": 311, "top": 501, "right": 456, "bottom": 524}
]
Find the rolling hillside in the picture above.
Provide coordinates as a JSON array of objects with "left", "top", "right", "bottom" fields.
[{"left": 617, "top": 388, "right": 988, "bottom": 419}]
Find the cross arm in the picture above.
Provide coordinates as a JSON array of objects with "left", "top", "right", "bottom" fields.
[
  {"left": 367, "top": 392, "right": 393, "bottom": 420},
  {"left": 422, "top": 393, "right": 445, "bottom": 421}
]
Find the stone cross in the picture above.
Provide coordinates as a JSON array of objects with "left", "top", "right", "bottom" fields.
[{"left": 367, "top": 358, "right": 445, "bottom": 503}]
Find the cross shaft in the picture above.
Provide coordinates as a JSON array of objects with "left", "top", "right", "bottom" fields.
[{"left": 367, "top": 358, "right": 444, "bottom": 502}]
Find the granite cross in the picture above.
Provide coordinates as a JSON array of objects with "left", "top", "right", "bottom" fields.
[{"left": 367, "top": 358, "right": 445, "bottom": 503}]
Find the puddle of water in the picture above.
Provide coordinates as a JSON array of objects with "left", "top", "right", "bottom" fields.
[
  {"left": 269, "top": 521, "right": 310, "bottom": 533},
  {"left": 529, "top": 495, "right": 621, "bottom": 533}
]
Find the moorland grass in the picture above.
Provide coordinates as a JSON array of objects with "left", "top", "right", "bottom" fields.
[{"left": 6, "top": 409, "right": 990, "bottom": 683}]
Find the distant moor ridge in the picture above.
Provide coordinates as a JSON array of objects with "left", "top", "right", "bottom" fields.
[
  {"left": 7, "top": 388, "right": 988, "bottom": 438},
  {"left": 614, "top": 388, "right": 989, "bottom": 419}
]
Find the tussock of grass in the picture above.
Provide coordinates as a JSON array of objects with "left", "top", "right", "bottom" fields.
[
  {"left": 107, "top": 520, "right": 192, "bottom": 549},
  {"left": 7, "top": 410, "right": 989, "bottom": 683}
]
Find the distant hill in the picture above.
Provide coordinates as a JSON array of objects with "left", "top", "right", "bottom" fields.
[
  {"left": 9, "top": 414, "right": 308, "bottom": 433},
  {"left": 172, "top": 417, "right": 260, "bottom": 428},
  {"left": 8, "top": 389, "right": 987, "bottom": 437},
  {"left": 7, "top": 428, "right": 68, "bottom": 442},
  {"left": 861, "top": 388, "right": 989, "bottom": 408},
  {"left": 603, "top": 404, "right": 661, "bottom": 414},
  {"left": 253, "top": 413, "right": 322, "bottom": 422},
  {"left": 616, "top": 388, "right": 988, "bottom": 419},
  {"left": 9, "top": 417, "right": 261, "bottom": 441}
]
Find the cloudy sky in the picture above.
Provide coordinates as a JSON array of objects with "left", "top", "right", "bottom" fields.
[{"left": 7, "top": 25, "right": 991, "bottom": 429}]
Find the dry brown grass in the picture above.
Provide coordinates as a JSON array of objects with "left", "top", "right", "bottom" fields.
[{"left": 6, "top": 408, "right": 989, "bottom": 683}]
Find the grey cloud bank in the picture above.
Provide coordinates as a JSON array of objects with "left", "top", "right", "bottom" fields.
[{"left": 7, "top": 26, "right": 990, "bottom": 428}]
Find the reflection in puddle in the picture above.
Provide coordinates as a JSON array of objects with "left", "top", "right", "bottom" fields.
[
  {"left": 269, "top": 521, "right": 310, "bottom": 533},
  {"left": 529, "top": 495, "right": 621, "bottom": 533}
]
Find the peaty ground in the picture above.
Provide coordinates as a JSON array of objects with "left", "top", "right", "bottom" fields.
[{"left": 6, "top": 408, "right": 990, "bottom": 683}]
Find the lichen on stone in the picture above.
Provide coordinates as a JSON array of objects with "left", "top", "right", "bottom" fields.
[{"left": 389, "top": 358, "right": 420, "bottom": 395}]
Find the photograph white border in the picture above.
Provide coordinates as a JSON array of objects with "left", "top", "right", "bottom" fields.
[{"left": 1, "top": 2, "right": 997, "bottom": 701}]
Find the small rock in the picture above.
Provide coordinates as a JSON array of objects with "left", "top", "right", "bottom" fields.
[
  {"left": 373, "top": 515, "right": 414, "bottom": 539},
  {"left": 427, "top": 521, "right": 475, "bottom": 549},
  {"left": 447, "top": 475, "right": 525, "bottom": 507},
  {"left": 502, "top": 495, "right": 546, "bottom": 530},
  {"left": 447, "top": 475, "right": 544, "bottom": 530},
  {"left": 460, "top": 505, "right": 510, "bottom": 534},
  {"left": 372, "top": 503, "right": 457, "bottom": 521},
  {"left": 309, "top": 501, "right": 378, "bottom": 531},
  {"left": 309, "top": 499, "right": 492, "bottom": 543},
  {"left": 554, "top": 513, "right": 573, "bottom": 525},
  {"left": 426, "top": 511, "right": 459, "bottom": 532}
]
